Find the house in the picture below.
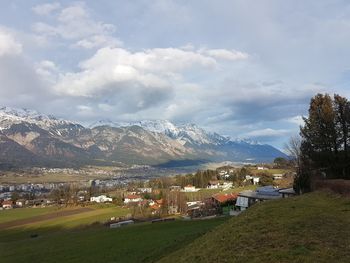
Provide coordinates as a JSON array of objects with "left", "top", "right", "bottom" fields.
[
  {"left": 207, "top": 180, "right": 221, "bottom": 189},
  {"left": 273, "top": 174, "right": 284, "bottom": 180},
  {"left": 252, "top": 176, "right": 260, "bottom": 185},
  {"left": 90, "top": 195, "right": 112, "bottom": 203},
  {"left": 186, "top": 201, "right": 203, "bottom": 217},
  {"left": 245, "top": 175, "right": 260, "bottom": 185},
  {"left": 155, "top": 199, "right": 163, "bottom": 206},
  {"left": 124, "top": 194, "right": 143, "bottom": 204},
  {"left": 235, "top": 186, "right": 282, "bottom": 211},
  {"left": 279, "top": 188, "right": 296, "bottom": 198},
  {"left": 150, "top": 203, "right": 161, "bottom": 214},
  {"left": 222, "top": 181, "right": 233, "bottom": 190},
  {"left": 218, "top": 170, "right": 227, "bottom": 176},
  {"left": 212, "top": 193, "right": 238, "bottom": 205},
  {"left": 169, "top": 185, "right": 181, "bottom": 191},
  {"left": 16, "top": 199, "right": 25, "bottom": 207},
  {"left": 181, "top": 185, "right": 199, "bottom": 192},
  {"left": 2, "top": 200, "right": 14, "bottom": 209},
  {"left": 168, "top": 204, "right": 179, "bottom": 214},
  {"left": 186, "top": 201, "right": 202, "bottom": 207},
  {"left": 137, "top": 187, "right": 152, "bottom": 193},
  {"left": 257, "top": 166, "right": 268, "bottom": 170}
]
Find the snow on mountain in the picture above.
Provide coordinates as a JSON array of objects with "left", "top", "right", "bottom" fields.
[
  {"left": 0, "top": 106, "right": 79, "bottom": 130},
  {"left": 0, "top": 107, "right": 287, "bottom": 166},
  {"left": 0, "top": 107, "right": 264, "bottom": 148},
  {"left": 91, "top": 119, "right": 232, "bottom": 146}
]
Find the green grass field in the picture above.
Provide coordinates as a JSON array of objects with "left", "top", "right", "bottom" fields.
[
  {"left": 0, "top": 205, "right": 130, "bottom": 239},
  {"left": 0, "top": 206, "right": 58, "bottom": 224},
  {"left": 2, "top": 191, "right": 349, "bottom": 262},
  {"left": 159, "top": 192, "right": 350, "bottom": 263},
  {"left": 0, "top": 214, "right": 228, "bottom": 263}
]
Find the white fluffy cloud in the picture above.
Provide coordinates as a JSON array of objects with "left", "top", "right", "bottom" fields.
[
  {"left": 53, "top": 46, "right": 221, "bottom": 97},
  {"left": 0, "top": 29, "right": 22, "bottom": 57}
]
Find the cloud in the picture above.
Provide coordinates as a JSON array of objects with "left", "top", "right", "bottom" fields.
[
  {"left": 32, "top": 2, "right": 61, "bottom": 16},
  {"left": 0, "top": 28, "right": 22, "bottom": 56},
  {"left": 32, "top": 2, "right": 121, "bottom": 49},
  {"left": 286, "top": 116, "right": 305, "bottom": 126},
  {"left": 202, "top": 49, "right": 249, "bottom": 61},
  {"left": 53, "top": 46, "right": 219, "bottom": 98},
  {"left": 3, "top": 0, "right": 350, "bottom": 148},
  {"left": 245, "top": 128, "right": 289, "bottom": 138}
]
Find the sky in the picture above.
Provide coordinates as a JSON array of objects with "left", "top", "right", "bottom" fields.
[{"left": 1, "top": 0, "right": 350, "bottom": 149}]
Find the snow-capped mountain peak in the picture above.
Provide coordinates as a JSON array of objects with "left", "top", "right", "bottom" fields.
[{"left": 0, "top": 106, "right": 77, "bottom": 130}]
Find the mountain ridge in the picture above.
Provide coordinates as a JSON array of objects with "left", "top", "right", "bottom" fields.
[{"left": 0, "top": 106, "right": 287, "bottom": 168}]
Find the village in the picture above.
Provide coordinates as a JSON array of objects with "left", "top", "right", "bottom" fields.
[{"left": 0, "top": 161, "right": 296, "bottom": 226}]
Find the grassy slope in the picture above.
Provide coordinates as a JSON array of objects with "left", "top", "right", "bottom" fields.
[
  {"left": 0, "top": 217, "right": 228, "bottom": 263},
  {"left": 158, "top": 192, "right": 350, "bottom": 263}
]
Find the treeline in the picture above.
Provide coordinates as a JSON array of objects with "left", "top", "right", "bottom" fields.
[
  {"left": 175, "top": 170, "right": 218, "bottom": 188},
  {"left": 295, "top": 93, "right": 350, "bottom": 193}
]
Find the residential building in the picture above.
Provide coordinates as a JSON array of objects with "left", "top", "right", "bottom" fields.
[
  {"left": 181, "top": 185, "right": 199, "bottom": 192},
  {"left": 90, "top": 195, "right": 112, "bottom": 203},
  {"left": 124, "top": 194, "right": 143, "bottom": 204},
  {"left": 235, "top": 186, "right": 282, "bottom": 211}
]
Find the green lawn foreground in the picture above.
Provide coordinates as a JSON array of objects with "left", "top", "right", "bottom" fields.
[
  {"left": 158, "top": 192, "right": 350, "bottom": 263},
  {"left": 0, "top": 216, "right": 228, "bottom": 263}
]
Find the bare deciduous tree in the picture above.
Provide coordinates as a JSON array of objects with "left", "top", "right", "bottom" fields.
[{"left": 284, "top": 135, "right": 302, "bottom": 168}]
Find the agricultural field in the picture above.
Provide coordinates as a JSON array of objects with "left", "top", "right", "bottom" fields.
[
  {"left": 0, "top": 205, "right": 129, "bottom": 231},
  {"left": 0, "top": 208, "right": 228, "bottom": 263}
]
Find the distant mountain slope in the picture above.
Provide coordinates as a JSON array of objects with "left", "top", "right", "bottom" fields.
[{"left": 0, "top": 107, "right": 287, "bottom": 168}]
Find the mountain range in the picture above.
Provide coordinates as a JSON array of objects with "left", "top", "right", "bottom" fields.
[{"left": 0, "top": 107, "right": 286, "bottom": 169}]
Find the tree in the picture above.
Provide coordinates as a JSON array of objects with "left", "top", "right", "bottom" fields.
[
  {"left": 296, "top": 93, "right": 350, "bottom": 193},
  {"left": 300, "top": 94, "right": 338, "bottom": 175},
  {"left": 273, "top": 157, "right": 289, "bottom": 168},
  {"left": 11, "top": 192, "right": 20, "bottom": 202},
  {"left": 284, "top": 135, "right": 302, "bottom": 168},
  {"left": 258, "top": 173, "right": 273, "bottom": 186}
]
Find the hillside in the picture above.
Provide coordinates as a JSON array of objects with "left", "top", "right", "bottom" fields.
[{"left": 158, "top": 192, "right": 350, "bottom": 263}]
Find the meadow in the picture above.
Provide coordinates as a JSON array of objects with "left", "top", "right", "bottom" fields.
[{"left": 0, "top": 206, "right": 228, "bottom": 263}]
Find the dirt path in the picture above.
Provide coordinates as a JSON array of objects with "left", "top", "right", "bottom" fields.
[{"left": 0, "top": 207, "right": 94, "bottom": 229}]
